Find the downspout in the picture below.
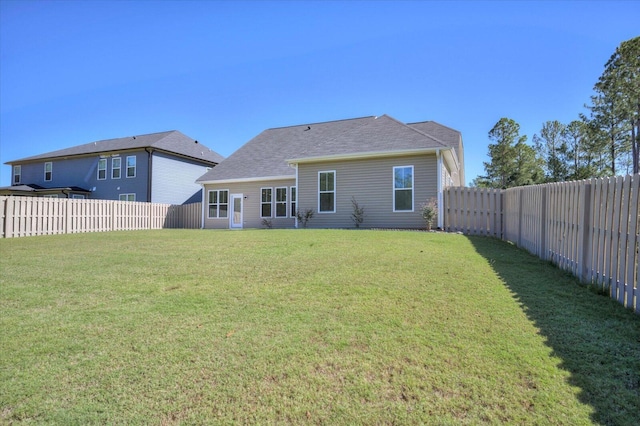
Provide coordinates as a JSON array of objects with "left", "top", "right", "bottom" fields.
[
  {"left": 145, "top": 148, "right": 154, "bottom": 202},
  {"left": 436, "top": 149, "right": 443, "bottom": 229},
  {"left": 294, "top": 163, "right": 299, "bottom": 228},
  {"left": 200, "top": 184, "right": 206, "bottom": 229}
]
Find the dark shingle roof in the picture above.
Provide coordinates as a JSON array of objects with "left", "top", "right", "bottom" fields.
[
  {"left": 197, "top": 115, "right": 461, "bottom": 183},
  {"left": 7, "top": 130, "right": 224, "bottom": 165}
]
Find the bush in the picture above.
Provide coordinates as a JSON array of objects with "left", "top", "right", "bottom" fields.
[
  {"left": 295, "top": 209, "right": 315, "bottom": 228},
  {"left": 351, "top": 197, "right": 365, "bottom": 228},
  {"left": 420, "top": 198, "right": 438, "bottom": 230}
]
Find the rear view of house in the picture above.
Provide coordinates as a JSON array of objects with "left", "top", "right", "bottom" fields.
[
  {"left": 3, "top": 131, "right": 224, "bottom": 204},
  {"left": 196, "top": 114, "right": 464, "bottom": 229}
]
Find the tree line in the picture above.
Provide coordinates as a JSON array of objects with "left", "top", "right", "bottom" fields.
[{"left": 473, "top": 36, "right": 639, "bottom": 188}]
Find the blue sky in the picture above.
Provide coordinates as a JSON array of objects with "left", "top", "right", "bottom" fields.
[{"left": 1, "top": 0, "right": 638, "bottom": 187}]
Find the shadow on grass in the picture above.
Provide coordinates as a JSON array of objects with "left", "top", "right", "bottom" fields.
[{"left": 467, "top": 235, "right": 640, "bottom": 426}]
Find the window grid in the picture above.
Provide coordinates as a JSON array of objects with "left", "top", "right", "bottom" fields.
[
  {"left": 13, "top": 165, "right": 21, "bottom": 184},
  {"left": 44, "top": 162, "right": 52, "bottom": 182},
  {"left": 261, "top": 187, "right": 273, "bottom": 218},
  {"left": 275, "top": 187, "right": 287, "bottom": 217},
  {"left": 97, "top": 159, "right": 107, "bottom": 180},
  {"left": 318, "top": 171, "right": 336, "bottom": 213},
  {"left": 112, "top": 157, "right": 121, "bottom": 179},
  {"left": 393, "top": 166, "right": 414, "bottom": 212},
  {"left": 208, "top": 190, "right": 229, "bottom": 218}
]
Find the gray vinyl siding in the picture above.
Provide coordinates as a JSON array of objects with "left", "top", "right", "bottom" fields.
[
  {"left": 151, "top": 152, "right": 211, "bottom": 204},
  {"left": 297, "top": 154, "right": 438, "bottom": 229},
  {"left": 12, "top": 151, "right": 149, "bottom": 201},
  {"left": 202, "top": 178, "right": 296, "bottom": 229}
]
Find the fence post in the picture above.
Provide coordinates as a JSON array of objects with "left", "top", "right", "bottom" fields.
[
  {"left": 5, "top": 197, "right": 14, "bottom": 238},
  {"left": 580, "top": 183, "right": 592, "bottom": 282},
  {"left": 540, "top": 186, "right": 547, "bottom": 260}
]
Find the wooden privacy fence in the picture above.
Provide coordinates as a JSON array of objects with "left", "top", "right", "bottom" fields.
[
  {"left": 0, "top": 197, "right": 202, "bottom": 238},
  {"left": 443, "top": 175, "right": 639, "bottom": 313}
]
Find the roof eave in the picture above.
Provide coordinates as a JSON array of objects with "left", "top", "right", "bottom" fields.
[
  {"left": 197, "top": 175, "right": 295, "bottom": 185},
  {"left": 287, "top": 147, "right": 450, "bottom": 165}
]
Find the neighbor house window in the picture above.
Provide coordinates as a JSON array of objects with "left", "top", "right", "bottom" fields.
[
  {"left": 393, "top": 166, "right": 414, "bottom": 212},
  {"left": 119, "top": 193, "right": 135, "bottom": 202},
  {"left": 290, "top": 186, "right": 297, "bottom": 218},
  {"left": 318, "top": 171, "right": 335, "bottom": 213},
  {"left": 13, "top": 165, "right": 21, "bottom": 184},
  {"left": 126, "top": 156, "right": 136, "bottom": 178},
  {"left": 97, "top": 159, "right": 107, "bottom": 180},
  {"left": 275, "top": 187, "right": 287, "bottom": 217},
  {"left": 208, "top": 190, "right": 229, "bottom": 218},
  {"left": 261, "top": 187, "right": 272, "bottom": 218},
  {"left": 71, "top": 194, "right": 85, "bottom": 199},
  {"left": 43, "top": 194, "right": 58, "bottom": 198},
  {"left": 112, "top": 157, "right": 121, "bottom": 179},
  {"left": 44, "top": 162, "right": 52, "bottom": 181}
]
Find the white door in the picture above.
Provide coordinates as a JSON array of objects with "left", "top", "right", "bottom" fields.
[{"left": 230, "top": 194, "right": 243, "bottom": 228}]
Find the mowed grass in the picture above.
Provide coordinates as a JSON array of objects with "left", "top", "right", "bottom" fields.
[{"left": 0, "top": 230, "right": 638, "bottom": 425}]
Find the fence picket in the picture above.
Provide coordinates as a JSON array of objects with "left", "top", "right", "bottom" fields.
[{"left": 442, "top": 176, "right": 638, "bottom": 313}]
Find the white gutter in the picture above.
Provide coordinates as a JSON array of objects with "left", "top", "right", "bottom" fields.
[
  {"left": 287, "top": 147, "right": 445, "bottom": 165},
  {"left": 196, "top": 175, "right": 293, "bottom": 185}
]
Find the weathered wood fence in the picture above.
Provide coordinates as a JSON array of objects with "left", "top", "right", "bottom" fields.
[
  {"left": 0, "top": 197, "right": 202, "bottom": 238},
  {"left": 443, "top": 175, "right": 640, "bottom": 313}
]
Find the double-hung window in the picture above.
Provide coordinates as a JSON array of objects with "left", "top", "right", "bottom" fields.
[
  {"left": 290, "top": 187, "right": 297, "bottom": 218},
  {"left": 393, "top": 166, "right": 414, "bottom": 212},
  {"left": 13, "top": 165, "right": 21, "bottom": 184},
  {"left": 44, "top": 162, "right": 52, "bottom": 181},
  {"left": 275, "top": 187, "right": 287, "bottom": 217},
  {"left": 318, "top": 171, "right": 335, "bottom": 213},
  {"left": 208, "top": 190, "right": 229, "bottom": 218},
  {"left": 126, "top": 156, "right": 136, "bottom": 178},
  {"left": 97, "top": 159, "right": 107, "bottom": 180},
  {"left": 261, "top": 188, "right": 272, "bottom": 218},
  {"left": 112, "top": 157, "right": 121, "bottom": 179}
]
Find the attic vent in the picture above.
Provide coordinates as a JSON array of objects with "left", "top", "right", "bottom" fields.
[{"left": 195, "top": 140, "right": 199, "bottom": 144}]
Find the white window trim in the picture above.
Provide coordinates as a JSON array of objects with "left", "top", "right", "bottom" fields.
[
  {"left": 393, "top": 165, "right": 414, "bottom": 212},
  {"left": 44, "top": 162, "right": 52, "bottom": 182},
  {"left": 207, "top": 189, "right": 229, "bottom": 219},
  {"left": 71, "top": 194, "right": 85, "bottom": 199},
  {"left": 119, "top": 193, "right": 136, "bottom": 202},
  {"left": 126, "top": 155, "right": 136, "bottom": 178},
  {"left": 112, "top": 157, "right": 121, "bottom": 179},
  {"left": 260, "top": 187, "right": 273, "bottom": 218},
  {"left": 318, "top": 170, "right": 336, "bottom": 213},
  {"left": 97, "top": 159, "right": 107, "bottom": 180},
  {"left": 13, "top": 165, "right": 21, "bottom": 184},
  {"left": 275, "top": 186, "right": 288, "bottom": 218},
  {"left": 290, "top": 186, "right": 297, "bottom": 218}
]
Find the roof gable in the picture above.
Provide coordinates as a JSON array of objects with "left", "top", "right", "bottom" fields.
[{"left": 7, "top": 130, "right": 224, "bottom": 165}]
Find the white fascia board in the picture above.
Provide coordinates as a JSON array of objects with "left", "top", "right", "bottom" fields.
[
  {"left": 287, "top": 148, "right": 447, "bottom": 165},
  {"left": 197, "top": 175, "right": 294, "bottom": 185}
]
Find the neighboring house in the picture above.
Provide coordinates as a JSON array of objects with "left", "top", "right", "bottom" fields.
[
  {"left": 3, "top": 131, "right": 224, "bottom": 204},
  {"left": 196, "top": 114, "right": 464, "bottom": 229}
]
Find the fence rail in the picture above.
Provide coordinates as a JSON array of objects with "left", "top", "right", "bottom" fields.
[
  {"left": 0, "top": 197, "right": 202, "bottom": 238},
  {"left": 444, "top": 175, "right": 639, "bottom": 314}
]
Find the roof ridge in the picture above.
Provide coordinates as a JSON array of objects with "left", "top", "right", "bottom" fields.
[
  {"left": 266, "top": 115, "right": 375, "bottom": 130},
  {"left": 380, "top": 115, "right": 449, "bottom": 148},
  {"left": 407, "top": 120, "right": 461, "bottom": 135}
]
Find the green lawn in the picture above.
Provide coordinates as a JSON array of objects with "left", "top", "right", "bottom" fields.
[{"left": 1, "top": 229, "right": 638, "bottom": 424}]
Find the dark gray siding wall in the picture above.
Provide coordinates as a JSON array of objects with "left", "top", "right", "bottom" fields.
[
  {"left": 151, "top": 152, "right": 212, "bottom": 205},
  {"left": 297, "top": 154, "right": 438, "bottom": 229},
  {"left": 203, "top": 178, "right": 296, "bottom": 229},
  {"left": 13, "top": 150, "right": 148, "bottom": 201}
]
